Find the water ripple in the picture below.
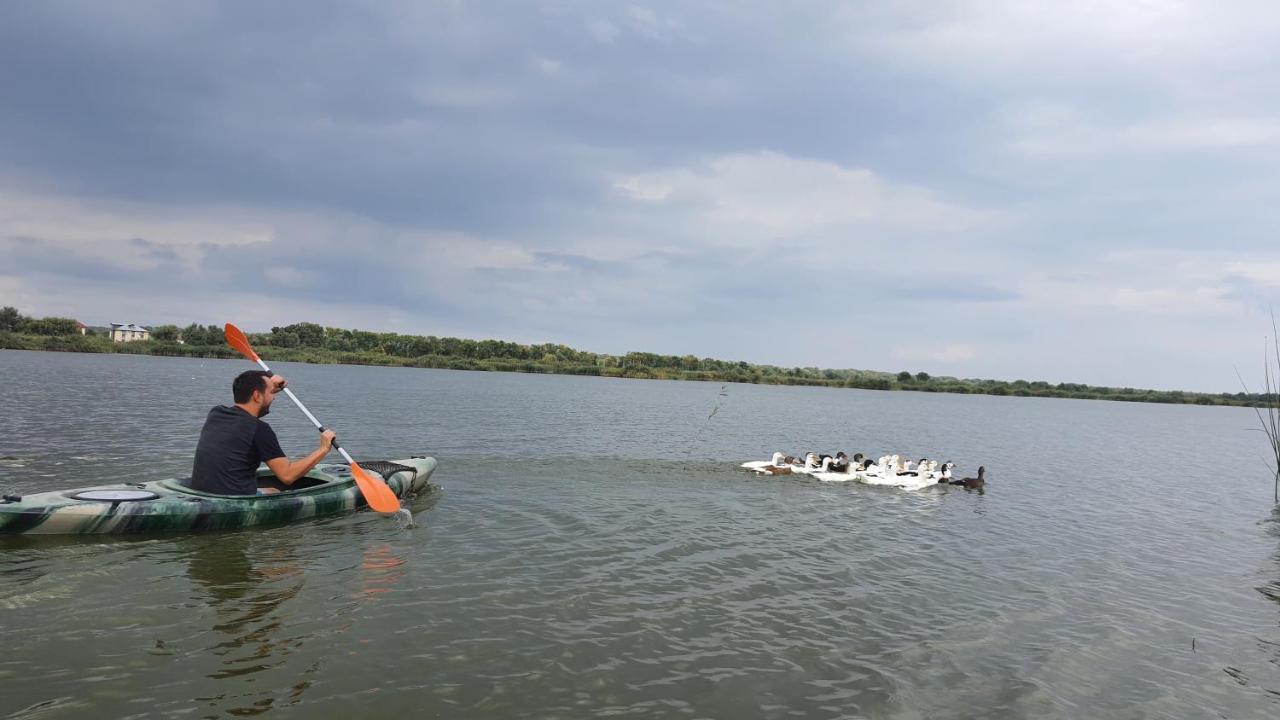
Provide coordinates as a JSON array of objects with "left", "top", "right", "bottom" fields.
[{"left": 3, "top": 353, "right": 1280, "bottom": 717}]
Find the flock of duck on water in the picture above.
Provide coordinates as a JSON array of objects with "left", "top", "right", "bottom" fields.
[{"left": 746, "top": 451, "right": 986, "bottom": 490}]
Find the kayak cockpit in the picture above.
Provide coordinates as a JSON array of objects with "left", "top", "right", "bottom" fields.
[
  {"left": 254, "top": 473, "right": 333, "bottom": 493},
  {"left": 161, "top": 463, "right": 354, "bottom": 498}
]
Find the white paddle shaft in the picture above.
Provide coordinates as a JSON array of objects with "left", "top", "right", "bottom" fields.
[{"left": 252, "top": 357, "right": 357, "bottom": 466}]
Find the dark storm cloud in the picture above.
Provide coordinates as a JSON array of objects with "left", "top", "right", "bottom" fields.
[{"left": 0, "top": 1, "right": 988, "bottom": 230}]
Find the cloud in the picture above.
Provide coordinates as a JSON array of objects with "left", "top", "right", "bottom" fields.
[
  {"left": 1109, "top": 286, "right": 1237, "bottom": 317},
  {"left": 1002, "top": 105, "right": 1280, "bottom": 157},
  {"left": 0, "top": 186, "right": 271, "bottom": 250},
  {"left": 855, "top": 0, "right": 1280, "bottom": 92},
  {"left": 262, "top": 266, "right": 318, "bottom": 289},
  {"left": 613, "top": 151, "right": 998, "bottom": 246},
  {"left": 1008, "top": 251, "right": 1263, "bottom": 320},
  {"left": 0, "top": 186, "right": 283, "bottom": 289},
  {"left": 1221, "top": 261, "right": 1280, "bottom": 288},
  {"left": 534, "top": 57, "right": 563, "bottom": 76},
  {"left": 585, "top": 18, "right": 620, "bottom": 44}
]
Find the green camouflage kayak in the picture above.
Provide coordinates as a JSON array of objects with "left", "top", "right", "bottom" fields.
[{"left": 0, "top": 457, "right": 437, "bottom": 535}]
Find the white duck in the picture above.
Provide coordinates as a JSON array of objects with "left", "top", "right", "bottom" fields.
[{"left": 802, "top": 453, "right": 821, "bottom": 472}]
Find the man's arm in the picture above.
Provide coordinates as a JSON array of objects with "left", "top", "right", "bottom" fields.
[{"left": 265, "top": 430, "right": 337, "bottom": 485}]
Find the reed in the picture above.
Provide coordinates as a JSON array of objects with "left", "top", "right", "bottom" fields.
[{"left": 1240, "top": 312, "right": 1280, "bottom": 503}]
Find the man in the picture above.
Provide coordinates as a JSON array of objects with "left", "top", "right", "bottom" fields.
[{"left": 191, "top": 370, "right": 336, "bottom": 495}]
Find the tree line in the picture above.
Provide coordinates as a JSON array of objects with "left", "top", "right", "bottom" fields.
[
  {"left": 1, "top": 308, "right": 1273, "bottom": 407},
  {"left": 0, "top": 306, "right": 80, "bottom": 336}
]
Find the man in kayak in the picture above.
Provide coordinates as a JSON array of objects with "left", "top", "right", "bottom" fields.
[{"left": 191, "top": 370, "right": 336, "bottom": 495}]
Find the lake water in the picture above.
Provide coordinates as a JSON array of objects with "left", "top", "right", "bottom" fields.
[{"left": 1, "top": 349, "right": 1279, "bottom": 718}]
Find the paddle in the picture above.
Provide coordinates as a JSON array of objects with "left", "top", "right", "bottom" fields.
[{"left": 223, "top": 323, "right": 402, "bottom": 515}]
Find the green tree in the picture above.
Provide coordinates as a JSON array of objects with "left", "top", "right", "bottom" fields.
[
  {"left": 896, "top": 371, "right": 913, "bottom": 383},
  {"left": 26, "top": 317, "right": 79, "bottom": 335},
  {"left": 152, "top": 324, "right": 180, "bottom": 342},
  {"left": 0, "top": 306, "right": 24, "bottom": 332},
  {"left": 915, "top": 372, "right": 931, "bottom": 382},
  {"left": 286, "top": 322, "right": 326, "bottom": 347},
  {"left": 182, "top": 323, "right": 207, "bottom": 345}
]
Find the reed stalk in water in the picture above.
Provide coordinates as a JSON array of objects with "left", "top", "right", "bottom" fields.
[{"left": 1240, "top": 313, "right": 1280, "bottom": 503}]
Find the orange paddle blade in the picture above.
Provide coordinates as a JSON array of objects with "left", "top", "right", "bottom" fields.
[
  {"left": 223, "top": 323, "right": 260, "bottom": 363},
  {"left": 350, "top": 461, "right": 403, "bottom": 514}
]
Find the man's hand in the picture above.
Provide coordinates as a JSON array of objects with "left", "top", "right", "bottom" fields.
[
  {"left": 320, "top": 429, "right": 336, "bottom": 450},
  {"left": 270, "top": 374, "right": 288, "bottom": 393}
]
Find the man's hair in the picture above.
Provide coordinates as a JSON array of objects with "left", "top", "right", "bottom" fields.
[{"left": 233, "top": 370, "right": 272, "bottom": 403}]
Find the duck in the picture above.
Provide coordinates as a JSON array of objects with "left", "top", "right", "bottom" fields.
[
  {"left": 803, "top": 452, "right": 821, "bottom": 471},
  {"left": 950, "top": 466, "right": 985, "bottom": 489},
  {"left": 831, "top": 452, "right": 850, "bottom": 472},
  {"left": 885, "top": 457, "right": 907, "bottom": 482},
  {"left": 861, "top": 457, "right": 895, "bottom": 484},
  {"left": 860, "top": 456, "right": 880, "bottom": 479}
]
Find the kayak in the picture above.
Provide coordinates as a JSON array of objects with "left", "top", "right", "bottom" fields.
[{"left": 0, "top": 457, "right": 438, "bottom": 535}]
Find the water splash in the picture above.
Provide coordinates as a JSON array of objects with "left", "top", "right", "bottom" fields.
[{"left": 394, "top": 507, "right": 415, "bottom": 530}]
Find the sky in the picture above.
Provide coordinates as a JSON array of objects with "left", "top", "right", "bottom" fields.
[{"left": 3, "top": 1, "right": 1280, "bottom": 392}]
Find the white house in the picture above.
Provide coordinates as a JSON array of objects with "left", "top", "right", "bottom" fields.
[{"left": 109, "top": 323, "right": 150, "bottom": 342}]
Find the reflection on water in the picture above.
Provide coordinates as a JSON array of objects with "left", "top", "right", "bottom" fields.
[
  {"left": 185, "top": 537, "right": 302, "bottom": 670},
  {"left": 178, "top": 534, "right": 305, "bottom": 715},
  {"left": 357, "top": 544, "right": 407, "bottom": 599}
]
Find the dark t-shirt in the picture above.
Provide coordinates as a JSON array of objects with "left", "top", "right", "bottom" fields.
[{"left": 190, "top": 405, "right": 286, "bottom": 495}]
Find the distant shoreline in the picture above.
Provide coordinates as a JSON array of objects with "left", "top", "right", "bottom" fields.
[{"left": 2, "top": 330, "right": 1266, "bottom": 408}]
